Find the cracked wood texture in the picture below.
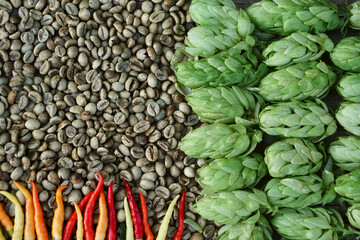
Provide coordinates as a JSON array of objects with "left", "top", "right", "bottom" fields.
[{"left": 233, "top": 0, "right": 355, "bottom": 8}]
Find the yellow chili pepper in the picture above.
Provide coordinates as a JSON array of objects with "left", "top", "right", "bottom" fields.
[
  {"left": 73, "top": 202, "right": 83, "bottom": 240},
  {"left": 124, "top": 197, "right": 134, "bottom": 240},
  {"left": 14, "top": 181, "right": 36, "bottom": 240},
  {"left": 51, "top": 185, "right": 68, "bottom": 240},
  {"left": 94, "top": 190, "right": 108, "bottom": 240},
  {"left": 0, "top": 191, "right": 24, "bottom": 240},
  {"left": 0, "top": 202, "right": 14, "bottom": 236},
  {"left": 0, "top": 229, "right": 5, "bottom": 240},
  {"left": 156, "top": 195, "right": 180, "bottom": 240}
]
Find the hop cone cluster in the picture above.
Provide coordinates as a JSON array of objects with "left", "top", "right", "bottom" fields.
[
  {"left": 330, "top": 37, "right": 360, "bottom": 73},
  {"left": 198, "top": 154, "right": 267, "bottom": 194},
  {"left": 217, "top": 214, "right": 273, "bottom": 240},
  {"left": 335, "top": 169, "right": 360, "bottom": 203},
  {"left": 336, "top": 74, "right": 360, "bottom": 103},
  {"left": 264, "top": 138, "right": 324, "bottom": 178},
  {"left": 263, "top": 33, "right": 334, "bottom": 68},
  {"left": 265, "top": 174, "right": 336, "bottom": 209},
  {"left": 179, "top": 123, "right": 262, "bottom": 159},
  {"left": 258, "top": 62, "right": 336, "bottom": 102},
  {"left": 175, "top": 41, "right": 268, "bottom": 89},
  {"left": 271, "top": 207, "right": 351, "bottom": 240},
  {"left": 328, "top": 136, "right": 360, "bottom": 171},
  {"left": 259, "top": 99, "right": 337, "bottom": 142},
  {"left": 186, "top": 86, "right": 265, "bottom": 124},
  {"left": 347, "top": 204, "right": 360, "bottom": 229},
  {"left": 246, "top": 0, "right": 344, "bottom": 36},
  {"left": 336, "top": 102, "right": 360, "bottom": 136},
  {"left": 349, "top": 1, "right": 360, "bottom": 30},
  {"left": 194, "top": 189, "right": 271, "bottom": 225}
]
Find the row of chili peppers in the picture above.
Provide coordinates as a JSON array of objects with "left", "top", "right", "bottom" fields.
[{"left": 0, "top": 172, "right": 186, "bottom": 240}]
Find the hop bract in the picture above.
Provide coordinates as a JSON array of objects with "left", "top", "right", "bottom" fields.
[
  {"left": 259, "top": 99, "right": 337, "bottom": 142},
  {"left": 264, "top": 138, "right": 324, "bottom": 178},
  {"left": 337, "top": 74, "right": 360, "bottom": 103},
  {"left": 179, "top": 123, "right": 262, "bottom": 159},
  {"left": 349, "top": 1, "right": 360, "bottom": 30},
  {"left": 328, "top": 136, "right": 360, "bottom": 171},
  {"left": 336, "top": 102, "right": 360, "bottom": 136},
  {"left": 347, "top": 204, "right": 360, "bottom": 229},
  {"left": 258, "top": 62, "right": 336, "bottom": 102},
  {"left": 330, "top": 37, "right": 360, "bottom": 73},
  {"left": 335, "top": 169, "right": 360, "bottom": 203},
  {"left": 246, "top": 0, "right": 344, "bottom": 36},
  {"left": 198, "top": 154, "right": 267, "bottom": 194},
  {"left": 263, "top": 33, "right": 334, "bottom": 68}
]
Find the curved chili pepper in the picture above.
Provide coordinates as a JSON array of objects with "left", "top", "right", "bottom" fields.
[
  {"left": 32, "top": 182, "right": 49, "bottom": 240},
  {"left": 94, "top": 189, "right": 108, "bottom": 240},
  {"left": 0, "top": 191, "right": 24, "bottom": 240},
  {"left": 84, "top": 172, "right": 104, "bottom": 240},
  {"left": 107, "top": 182, "right": 116, "bottom": 240},
  {"left": 73, "top": 202, "right": 83, "bottom": 240},
  {"left": 51, "top": 185, "right": 68, "bottom": 240},
  {"left": 156, "top": 195, "right": 180, "bottom": 240},
  {"left": 124, "top": 197, "right": 134, "bottom": 240},
  {"left": 63, "top": 191, "right": 94, "bottom": 240},
  {"left": 0, "top": 201, "right": 14, "bottom": 236},
  {"left": 139, "top": 193, "right": 154, "bottom": 240},
  {"left": 14, "top": 181, "right": 36, "bottom": 240},
  {"left": 174, "top": 190, "right": 186, "bottom": 240},
  {"left": 122, "top": 179, "right": 143, "bottom": 240}
]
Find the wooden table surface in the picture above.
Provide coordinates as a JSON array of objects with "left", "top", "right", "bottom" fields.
[{"left": 233, "top": 0, "right": 356, "bottom": 8}]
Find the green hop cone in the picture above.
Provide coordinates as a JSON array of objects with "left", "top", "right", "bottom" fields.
[
  {"left": 175, "top": 41, "right": 268, "bottom": 89},
  {"left": 259, "top": 99, "right": 337, "bottom": 142},
  {"left": 265, "top": 173, "right": 336, "bottom": 209},
  {"left": 328, "top": 136, "right": 360, "bottom": 171},
  {"left": 186, "top": 86, "right": 265, "bottom": 124},
  {"left": 264, "top": 138, "right": 324, "bottom": 178},
  {"left": 336, "top": 102, "right": 360, "bottom": 136},
  {"left": 347, "top": 204, "right": 360, "bottom": 229},
  {"left": 263, "top": 32, "right": 334, "bottom": 68},
  {"left": 271, "top": 207, "right": 354, "bottom": 240},
  {"left": 336, "top": 74, "right": 360, "bottom": 103},
  {"left": 335, "top": 169, "right": 360, "bottom": 203},
  {"left": 194, "top": 189, "right": 271, "bottom": 225},
  {"left": 258, "top": 61, "right": 336, "bottom": 102},
  {"left": 198, "top": 154, "right": 267, "bottom": 194},
  {"left": 217, "top": 213, "right": 273, "bottom": 240},
  {"left": 179, "top": 123, "right": 262, "bottom": 159},
  {"left": 246, "top": 0, "right": 344, "bottom": 36},
  {"left": 349, "top": 1, "right": 360, "bottom": 30},
  {"left": 330, "top": 37, "right": 360, "bottom": 73}
]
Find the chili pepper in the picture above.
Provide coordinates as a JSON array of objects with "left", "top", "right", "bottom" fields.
[
  {"left": 107, "top": 182, "right": 116, "bottom": 240},
  {"left": 73, "top": 202, "right": 83, "bottom": 240},
  {"left": 122, "top": 179, "right": 143, "bottom": 240},
  {"left": 84, "top": 172, "right": 104, "bottom": 240},
  {"left": 51, "top": 185, "right": 68, "bottom": 240},
  {"left": 0, "top": 191, "right": 24, "bottom": 240},
  {"left": 63, "top": 191, "right": 94, "bottom": 240},
  {"left": 94, "top": 190, "right": 108, "bottom": 240},
  {"left": 156, "top": 195, "right": 180, "bottom": 240},
  {"left": 124, "top": 197, "right": 134, "bottom": 240},
  {"left": 0, "top": 229, "right": 5, "bottom": 240},
  {"left": 32, "top": 182, "right": 49, "bottom": 240},
  {"left": 119, "top": 223, "right": 126, "bottom": 240},
  {"left": 14, "top": 181, "right": 35, "bottom": 240},
  {"left": 174, "top": 190, "right": 186, "bottom": 240},
  {"left": 0, "top": 202, "right": 13, "bottom": 237},
  {"left": 139, "top": 193, "right": 153, "bottom": 240}
]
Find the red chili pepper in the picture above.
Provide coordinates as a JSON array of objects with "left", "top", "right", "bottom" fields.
[
  {"left": 84, "top": 173, "right": 104, "bottom": 240},
  {"left": 122, "top": 179, "right": 143, "bottom": 240},
  {"left": 63, "top": 191, "right": 94, "bottom": 240},
  {"left": 174, "top": 190, "right": 186, "bottom": 240},
  {"left": 139, "top": 193, "right": 153, "bottom": 240},
  {"left": 107, "top": 182, "right": 117, "bottom": 240}
]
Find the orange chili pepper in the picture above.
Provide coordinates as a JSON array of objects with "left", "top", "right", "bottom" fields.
[
  {"left": 52, "top": 185, "right": 68, "bottom": 240},
  {"left": 0, "top": 202, "right": 14, "bottom": 236},
  {"left": 94, "top": 189, "right": 108, "bottom": 240},
  {"left": 140, "top": 193, "right": 154, "bottom": 240},
  {"left": 14, "top": 181, "right": 36, "bottom": 240},
  {"left": 32, "top": 182, "right": 49, "bottom": 240}
]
